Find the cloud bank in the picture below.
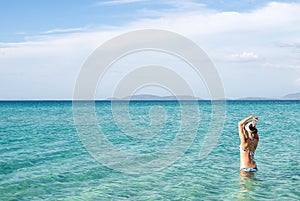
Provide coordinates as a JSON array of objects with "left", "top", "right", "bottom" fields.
[{"left": 1, "top": 1, "right": 300, "bottom": 99}]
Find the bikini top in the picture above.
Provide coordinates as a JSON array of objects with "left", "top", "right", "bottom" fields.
[{"left": 240, "top": 134, "right": 255, "bottom": 157}]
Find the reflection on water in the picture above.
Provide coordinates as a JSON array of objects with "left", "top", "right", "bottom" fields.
[
  {"left": 240, "top": 171, "right": 256, "bottom": 180},
  {"left": 237, "top": 171, "right": 259, "bottom": 200}
]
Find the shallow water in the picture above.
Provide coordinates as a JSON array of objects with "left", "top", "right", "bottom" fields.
[{"left": 0, "top": 100, "right": 299, "bottom": 200}]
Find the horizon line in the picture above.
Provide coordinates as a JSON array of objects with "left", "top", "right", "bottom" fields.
[{"left": 0, "top": 99, "right": 299, "bottom": 101}]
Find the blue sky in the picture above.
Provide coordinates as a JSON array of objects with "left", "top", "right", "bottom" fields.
[
  {"left": 1, "top": 0, "right": 300, "bottom": 99},
  {"left": 1, "top": 0, "right": 295, "bottom": 42}
]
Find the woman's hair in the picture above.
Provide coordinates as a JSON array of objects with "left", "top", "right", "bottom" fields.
[
  {"left": 245, "top": 122, "right": 257, "bottom": 134},
  {"left": 251, "top": 127, "right": 258, "bottom": 134}
]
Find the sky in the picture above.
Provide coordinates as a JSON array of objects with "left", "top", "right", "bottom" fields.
[{"left": 1, "top": 0, "right": 300, "bottom": 99}]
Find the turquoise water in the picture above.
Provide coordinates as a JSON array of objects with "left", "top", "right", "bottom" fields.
[{"left": 0, "top": 101, "right": 299, "bottom": 200}]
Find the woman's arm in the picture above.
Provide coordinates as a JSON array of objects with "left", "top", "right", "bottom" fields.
[
  {"left": 238, "top": 122, "right": 246, "bottom": 143},
  {"left": 238, "top": 115, "right": 258, "bottom": 143},
  {"left": 239, "top": 115, "right": 258, "bottom": 126}
]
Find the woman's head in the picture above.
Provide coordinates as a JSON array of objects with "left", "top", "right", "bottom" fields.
[{"left": 244, "top": 121, "right": 257, "bottom": 134}]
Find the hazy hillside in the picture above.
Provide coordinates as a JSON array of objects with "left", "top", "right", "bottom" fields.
[
  {"left": 237, "top": 97, "right": 278, "bottom": 100},
  {"left": 282, "top": 92, "right": 300, "bottom": 100},
  {"left": 107, "top": 94, "right": 201, "bottom": 100},
  {"left": 105, "top": 92, "right": 300, "bottom": 101}
]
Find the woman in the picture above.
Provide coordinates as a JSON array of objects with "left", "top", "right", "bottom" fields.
[{"left": 238, "top": 115, "right": 259, "bottom": 172}]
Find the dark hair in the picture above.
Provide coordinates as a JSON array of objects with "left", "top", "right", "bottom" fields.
[{"left": 249, "top": 124, "right": 257, "bottom": 134}]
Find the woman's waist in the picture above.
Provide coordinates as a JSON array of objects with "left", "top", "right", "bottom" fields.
[{"left": 240, "top": 158, "right": 256, "bottom": 167}]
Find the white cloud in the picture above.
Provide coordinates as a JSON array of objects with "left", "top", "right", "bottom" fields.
[
  {"left": 1, "top": 1, "right": 300, "bottom": 99},
  {"left": 277, "top": 41, "right": 300, "bottom": 48},
  {"left": 95, "top": 0, "right": 147, "bottom": 6},
  {"left": 40, "top": 27, "right": 88, "bottom": 34},
  {"left": 262, "top": 63, "right": 300, "bottom": 70},
  {"left": 227, "top": 52, "right": 260, "bottom": 62}
]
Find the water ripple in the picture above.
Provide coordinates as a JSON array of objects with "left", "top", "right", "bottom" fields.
[{"left": 0, "top": 101, "right": 299, "bottom": 200}]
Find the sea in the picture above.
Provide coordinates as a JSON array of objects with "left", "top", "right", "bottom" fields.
[{"left": 0, "top": 100, "right": 299, "bottom": 200}]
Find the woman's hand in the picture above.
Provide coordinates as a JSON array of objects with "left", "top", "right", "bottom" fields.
[{"left": 252, "top": 116, "right": 258, "bottom": 122}]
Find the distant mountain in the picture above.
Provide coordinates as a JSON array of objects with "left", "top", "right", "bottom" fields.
[
  {"left": 105, "top": 93, "right": 300, "bottom": 101},
  {"left": 107, "top": 94, "right": 201, "bottom": 100},
  {"left": 237, "top": 97, "right": 278, "bottom": 100},
  {"left": 282, "top": 92, "right": 300, "bottom": 100}
]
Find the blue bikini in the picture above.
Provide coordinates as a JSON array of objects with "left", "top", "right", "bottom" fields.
[{"left": 240, "top": 167, "right": 258, "bottom": 172}]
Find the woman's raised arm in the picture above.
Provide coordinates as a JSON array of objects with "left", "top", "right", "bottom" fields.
[{"left": 238, "top": 115, "right": 258, "bottom": 142}]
